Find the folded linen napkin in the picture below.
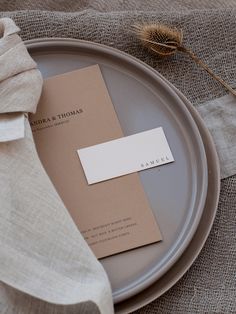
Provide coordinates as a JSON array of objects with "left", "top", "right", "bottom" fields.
[{"left": 0, "top": 17, "right": 113, "bottom": 314}]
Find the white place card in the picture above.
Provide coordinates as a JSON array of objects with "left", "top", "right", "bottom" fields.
[
  {"left": 0, "top": 113, "right": 25, "bottom": 142},
  {"left": 78, "top": 127, "right": 174, "bottom": 184}
]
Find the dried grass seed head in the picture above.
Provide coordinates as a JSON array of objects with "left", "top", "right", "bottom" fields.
[{"left": 134, "top": 23, "right": 183, "bottom": 57}]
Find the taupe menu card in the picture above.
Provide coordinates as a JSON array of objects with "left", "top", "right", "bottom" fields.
[{"left": 29, "top": 65, "right": 162, "bottom": 259}]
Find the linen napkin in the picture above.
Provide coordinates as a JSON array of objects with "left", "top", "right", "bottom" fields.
[{"left": 0, "top": 17, "right": 113, "bottom": 314}]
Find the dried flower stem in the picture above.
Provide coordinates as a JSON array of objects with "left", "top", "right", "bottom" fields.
[
  {"left": 179, "top": 46, "right": 236, "bottom": 96},
  {"left": 134, "top": 23, "right": 236, "bottom": 97}
]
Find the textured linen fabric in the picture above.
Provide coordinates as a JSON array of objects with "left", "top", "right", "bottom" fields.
[
  {"left": 0, "top": 1, "right": 235, "bottom": 314},
  {"left": 0, "top": 17, "right": 113, "bottom": 314},
  {"left": 197, "top": 94, "right": 236, "bottom": 179},
  {"left": 1, "top": 0, "right": 236, "bottom": 12}
]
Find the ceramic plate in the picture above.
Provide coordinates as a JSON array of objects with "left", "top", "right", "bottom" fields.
[{"left": 26, "top": 38, "right": 209, "bottom": 305}]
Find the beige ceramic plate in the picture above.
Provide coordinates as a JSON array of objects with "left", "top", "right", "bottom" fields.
[{"left": 25, "top": 39, "right": 216, "bottom": 310}]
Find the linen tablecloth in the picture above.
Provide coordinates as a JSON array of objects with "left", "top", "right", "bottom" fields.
[{"left": 0, "top": 1, "right": 236, "bottom": 313}]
